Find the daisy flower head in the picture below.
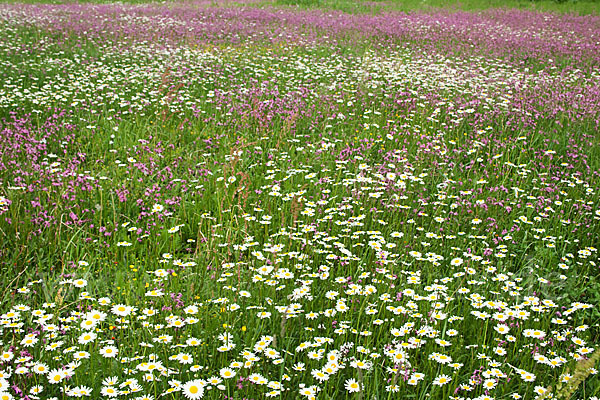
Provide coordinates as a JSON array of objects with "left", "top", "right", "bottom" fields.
[
  {"left": 249, "top": 373, "right": 268, "bottom": 385},
  {"left": 20, "top": 336, "right": 38, "bottom": 347},
  {"left": 534, "top": 386, "right": 548, "bottom": 396},
  {"left": 523, "top": 329, "right": 546, "bottom": 339},
  {"left": 407, "top": 378, "right": 419, "bottom": 386},
  {"left": 47, "top": 369, "right": 65, "bottom": 384},
  {"left": 450, "top": 258, "right": 463, "bottom": 267},
  {"left": 78, "top": 332, "right": 97, "bottom": 344},
  {"left": 71, "top": 386, "right": 92, "bottom": 396},
  {"left": 482, "top": 379, "right": 497, "bottom": 390},
  {"left": 311, "top": 369, "right": 329, "bottom": 382},
  {"left": 80, "top": 318, "right": 97, "bottom": 330},
  {"left": 73, "top": 350, "right": 91, "bottom": 360},
  {"left": 207, "top": 376, "right": 222, "bottom": 385},
  {"left": 102, "top": 376, "right": 119, "bottom": 386},
  {"left": 73, "top": 279, "right": 87, "bottom": 288},
  {"left": 112, "top": 304, "right": 134, "bottom": 317},
  {"left": 345, "top": 378, "right": 361, "bottom": 393},
  {"left": 98, "top": 297, "right": 111, "bottom": 306},
  {"left": 220, "top": 368, "right": 236, "bottom": 379},
  {"left": 99, "top": 346, "right": 119, "bottom": 358},
  {"left": 257, "top": 311, "right": 271, "bottom": 319},
  {"left": 182, "top": 379, "right": 205, "bottom": 399},
  {"left": 32, "top": 363, "right": 49, "bottom": 375},
  {"left": 177, "top": 353, "right": 193, "bottom": 364},
  {"left": 101, "top": 386, "right": 119, "bottom": 398},
  {"left": 299, "top": 386, "right": 316, "bottom": 397},
  {"left": 433, "top": 374, "right": 452, "bottom": 386}
]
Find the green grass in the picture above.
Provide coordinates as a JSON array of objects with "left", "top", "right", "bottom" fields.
[{"left": 271, "top": 0, "right": 600, "bottom": 14}]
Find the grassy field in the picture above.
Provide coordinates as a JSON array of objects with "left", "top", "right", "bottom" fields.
[
  {"left": 0, "top": 1, "right": 599, "bottom": 399},
  {"left": 268, "top": 0, "right": 600, "bottom": 15},
  {"left": 3, "top": 0, "right": 600, "bottom": 14}
]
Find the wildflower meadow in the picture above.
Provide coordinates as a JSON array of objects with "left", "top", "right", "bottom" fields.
[{"left": 0, "top": 1, "right": 599, "bottom": 399}]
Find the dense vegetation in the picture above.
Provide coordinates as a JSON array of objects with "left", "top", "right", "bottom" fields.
[{"left": 0, "top": 2, "right": 599, "bottom": 399}]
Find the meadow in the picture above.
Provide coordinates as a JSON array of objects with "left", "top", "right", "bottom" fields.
[{"left": 0, "top": 1, "right": 599, "bottom": 399}]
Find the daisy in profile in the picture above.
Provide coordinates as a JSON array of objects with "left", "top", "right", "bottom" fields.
[
  {"left": 311, "top": 369, "right": 329, "bottom": 382},
  {"left": 182, "top": 379, "right": 205, "bottom": 399},
  {"left": 247, "top": 373, "right": 265, "bottom": 385},
  {"left": 407, "top": 377, "right": 419, "bottom": 385},
  {"left": 257, "top": 311, "right": 271, "bottom": 319},
  {"left": 102, "top": 376, "right": 119, "bottom": 386},
  {"left": 98, "top": 297, "right": 111, "bottom": 306},
  {"left": 186, "top": 337, "right": 201, "bottom": 347},
  {"left": 17, "top": 335, "right": 39, "bottom": 346},
  {"left": 520, "top": 371, "right": 536, "bottom": 382},
  {"left": 86, "top": 310, "right": 107, "bottom": 322},
  {"left": 73, "top": 351, "right": 90, "bottom": 360},
  {"left": 207, "top": 376, "right": 222, "bottom": 386},
  {"left": 70, "top": 386, "right": 92, "bottom": 396},
  {"left": 299, "top": 386, "right": 316, "bottom": 397}
]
